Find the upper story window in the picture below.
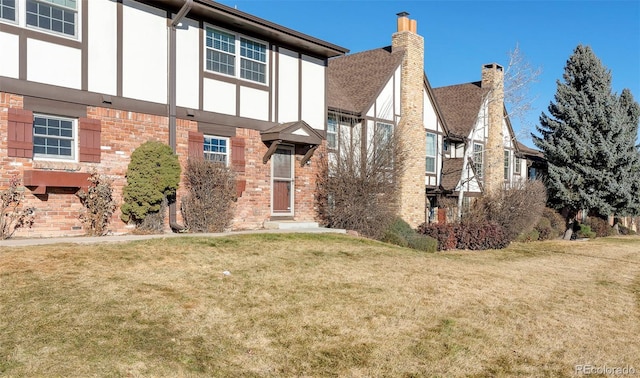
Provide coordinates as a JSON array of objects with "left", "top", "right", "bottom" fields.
[
  {"left": 33, "top": 114, "right": 76, "bottom": 160},
  {"left": 26, "top": 0, "right": 77, "bottom": 37},
  {"left": 0, "top": 0, "right": 16, "bottom": 21},
  {"left": 205, "top": 27, "right": 267, "bottom": 84},
  {"left": 515, "top": 156, "right": 522, "bottom": 174},
  {"left": 426, "top": 132, "right": 436, "bottom": 173},
  {"left": 204, "top": 135, "right": 229, "bottom": 165},
  {"left": 504, "top": 150, "right": 510, "bottom": 179},
  {"left": 473, "top": 143, "right": 483, "bottom": 179},
  {"left": 327, "top": 115, "right": 338, "bottom": 149}
]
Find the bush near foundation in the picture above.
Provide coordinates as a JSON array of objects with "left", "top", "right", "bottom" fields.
[
  {"left": 1, "top": 176, "right": 35, "bottom": 239},
  {"left": 76, "top": 173, "right": 116, "bottom": 236},
  {"left": 455, "top": 222, "right": 510, "bottom": 250},
  {"left": 381, "top": 218, "right": 437, "bottom": 252},
  {"left": 416, "top": 223, "right": 456, "bottom": 251},
  {"left": 181, "top": 158, "right": 236, "bottom": 233},
  {"left": 586, "top": 217, "right": 614, "bottom": 237},
  {"left": 121, "top": 141, "right": 180, "bottom": 231}
]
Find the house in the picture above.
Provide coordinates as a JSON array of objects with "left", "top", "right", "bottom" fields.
[
  {"left": 327, "top": 12, "right": 531, "bottom": 226},
  {"left": 433, "top": 66, "right": 529, "bottom": 220},
  {"left": 327, "top": 12, "right": 448, "bottom": 227},
  {"left": 0, "top": 0, "right": 348, "bottom": 237}
]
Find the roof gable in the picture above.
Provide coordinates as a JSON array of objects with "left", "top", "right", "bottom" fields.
[
  {"left": 260, "top": 120, "right": 323, "bottom": 145},
  {"left": 432, "top": 82, "right": 488, "bottom": 138},
  {"left": 327, "top": 47, "right": 404, "bottom": 115}
]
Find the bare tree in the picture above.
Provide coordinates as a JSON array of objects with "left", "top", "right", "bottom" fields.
[
  {"left": 316, "top": 112, "right": 407, "bottom": 239},
  {"left": 456, "top": 45, "right": 542, "bottom": 219}
]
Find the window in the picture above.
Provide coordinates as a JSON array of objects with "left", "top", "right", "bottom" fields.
[
  {"left": 327, "top": 115, "right": 338, "bottom": 149},
  {"left": 426, "top": 132, "right": 436, "bottom": 173},
  {"left": 473, "top": 143, "right": 483, "bottom": 179},
  {"left": 443, "top": 140, "right": 450, "bottom": 152},
  {"left": 504, "top": 150, "right": 510, "bottom": 179},
  {"left": 205, "top": 27, "right": 267, "bottom": 84},
  {"left": 374, "top": 122, "right": 393, "bottom": 159},
  {"left": 0, "top": 0, "right": 16, "bottom": 21},
  {"left": 515, "top": 156, "right": 521, "bottom": 175},
  {"left": 26, "top": 0, "right": 77, "bottom": 37},
  {"left": 33, "top": 114, "right": 76, "bottom": 160},
  {"left": 203, "top": 136, "right": 229, "bottom": 165}
]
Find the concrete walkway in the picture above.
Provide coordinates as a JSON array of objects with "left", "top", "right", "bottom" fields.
[{"left": 0, "top": 227, "right": 346, "bottom": 247}]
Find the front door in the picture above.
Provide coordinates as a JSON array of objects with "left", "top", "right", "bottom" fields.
[{"left": 272, "top": 147, "right": 293, "bottom": 215}]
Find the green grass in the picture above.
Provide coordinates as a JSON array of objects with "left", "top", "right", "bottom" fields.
[{"left": 1, "top": 234, "right": 639, "bottom": 377}]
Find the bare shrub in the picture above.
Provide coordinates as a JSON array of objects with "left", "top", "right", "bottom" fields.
[
  {"left": 1, "top": 176, "right": 35, "bottom": 239},
  {"left": 76, "top": 173, "right": 116, "bottom": 236},
  {"left": 181, "top": 158, "right": 236, "bottom": 233},
  {"left": 316, "top": 116, "right": 406, "bottom": 239},
  {"left": 586, "top": 216, "right": 614, "bottom": 238},
  {"left": 466, "top": 179, "right": 547, "bottom": 241}
]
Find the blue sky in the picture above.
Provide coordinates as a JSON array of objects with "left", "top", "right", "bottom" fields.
[{"left": 217, "top": 0, "right": 640, "bottom": 147}]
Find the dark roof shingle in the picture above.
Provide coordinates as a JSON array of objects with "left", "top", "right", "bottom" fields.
[
  {"left": 432, "top": 82, "right": 488, "bottom": 138},
  {"left": 327, "top": 47, "right": 404, "bottom": 115},
  {"left": 440, "top": 158, "right": 465, "bottom": 191}
]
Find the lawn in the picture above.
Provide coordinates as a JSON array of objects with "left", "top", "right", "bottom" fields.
[{"left": 1, "top": 234, "right": 639, "bottom": 377}]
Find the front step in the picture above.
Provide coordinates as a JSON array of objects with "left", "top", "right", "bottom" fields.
[{"left": 263, "top": 220, "right": 320, "bottom": 230}]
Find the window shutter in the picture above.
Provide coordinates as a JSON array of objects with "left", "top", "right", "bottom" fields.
[
  {"left": 188, "top": 131, "right": 204, "bottom": 159},
  {"left": 230, "top": 136, "right": 245, "bottom": 172},
  {"left": 7, "top": 109, "right": 34, "bottom": 158},
  {"left": 79, "top": 118, "right": 102, "bottom": 163}
]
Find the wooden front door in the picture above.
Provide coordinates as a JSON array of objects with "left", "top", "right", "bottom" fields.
[{"left": 272, "top": 147, "right": 293, "bottom": 215}]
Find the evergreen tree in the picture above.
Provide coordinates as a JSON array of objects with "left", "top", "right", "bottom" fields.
[
  {"left": 533, "top": 45, "right": 640, "bottom": 226},
  {"left": 617, "top": 89, "right": 640, "bottom": 215}
]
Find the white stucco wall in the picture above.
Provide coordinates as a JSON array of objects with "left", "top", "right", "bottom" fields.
[
  {"left": 0, "top": 32, "right": 19, "bottom": 78},
  {"left": 27, "top": 39, "right": 81, "bottom": 89},
  {"left": 300, "top": 54, "right": 325, "bottom": 130},
  {"left": 240, "top": 86, "right": 269, "bottom": 120},
  {"left": 87, "top": 0, "right": 117, "bottom": 95},
  {"left": 375, "top": 77, "right": 394, "bottom": 121},
  {"left": 122, "top": 0, "right": 167, "bottom": 103},
  {"left": 175, "top": 17, "right": 200, "bottom": 109},
  {"left": 277, "top": 48, "right": 299, "bottom": 122},
  {"left": 203, "top": 79, "right": 235, "bottom": 115}
]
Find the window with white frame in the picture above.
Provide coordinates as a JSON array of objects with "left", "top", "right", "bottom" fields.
[
  {"left": 515, "top": 156, "right": 522, "bottom": 174},
  {"left": 33, "top": 114, "right": 76, "bottom": 160},
  {"left": 374, "top": 122, "right": 392, "bottom": 159},
  {"left": 203, "top": 135, "right": 229, "bottom": 165},
  {"left": 26, "top": 0, "right": 77, "bottom": 37},
  {"left": 327, "top": 115, "right": 338, "bottom": 150},
  {"left": 205, "top": 27, "right": 267, "bottom": 84},
  {"left": 473, "top": 143, "right": 483, "bottom": 179},
  {"left": 426, "top": 132, "right": 436, "bottom": 173},
  {"left": 0, "top": 0, "right": 16, "bottom": 21},
  {"left": 504, "top": 150, "right": 510, "bottom": 179}
]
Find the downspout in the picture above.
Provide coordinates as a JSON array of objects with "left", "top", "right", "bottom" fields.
[{"left": 168, "top": 0, "right": 192, "bottom": 232}]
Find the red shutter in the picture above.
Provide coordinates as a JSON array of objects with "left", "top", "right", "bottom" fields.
[
  {"left": 231, "top": 136, "right": 245, "bottom": 173},
  {"left": 7, "top": 109, "right": 33, "bottom": 158},
  {"left": 79, "top": 118, "right": 101, "bottom": 163},
  {"left": 188, "top": 131, "right": 204, "bottom": 159}
]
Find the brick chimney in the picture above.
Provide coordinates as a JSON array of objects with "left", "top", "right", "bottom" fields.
[
  {"left": 481, "top": 63, "right": 504, "bottom": 195},
  {"left": 392, "top": 12, "right": 426, "bottom": 227}
]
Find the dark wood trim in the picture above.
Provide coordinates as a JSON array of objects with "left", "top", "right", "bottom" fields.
[
  {"left": 24, "top": 96, "right": 87, "bottom": 118},
  {"left": 268, "top": 43, "right": 274, "bottom": 122},
  {"left": 235, "top": 81, "right": 241, "bottom": 117},
  {"left": 202, "top": 71, "right": 269, "bottom": 92},
  {"left": 2, "top": 76, "right": 282, "bottom": 134},
  {"left": 1, "top": 22, "right": 82, "bottom": 49},
  {"left": 274, "top": 45, "right": 279, "bottom": 122},
  {"left": 197, "top": 122, "right": 236, "bottom": 137},
  {"left": 323, "top": 58, "right": 328, "bottom": 132},
  {"left": 18, "top": 32, "right": 26, "bottom": 80},
  {"left": 116, "top": 0, "right": 123, "bottom": 97},
  {"left": 198, "top": 20, "right": 204, "bottom": 111},
  {"left": 298, "top": 52, "right": 302, "bottom": 120},
  {"left": 81, "top": 0, "right": 89, "bottom": 91}
]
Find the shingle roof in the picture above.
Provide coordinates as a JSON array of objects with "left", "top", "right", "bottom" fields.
[
  {"left": 327, "top": 47, "right": 404, "bottom": 115},
  {"left": 440, "top": 158, "right": 465, "bottom": 191},
  {"left": 432, "top": 82, "right": 489, "bottom": 138},
  {"left": 516, "top": 141, "right": 545, "bottom": 159}
]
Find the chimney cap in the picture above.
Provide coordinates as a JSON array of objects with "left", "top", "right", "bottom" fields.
[
  {"left": 397, "top": 11, "right": 410, "bottom": 17},
  {"left": 483, "top": 63, "right": 504, "bottom": 71}
]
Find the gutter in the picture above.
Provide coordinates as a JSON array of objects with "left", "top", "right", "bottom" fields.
[{"left": 168, "top": 0, "right": 192, "bottom": 232}]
